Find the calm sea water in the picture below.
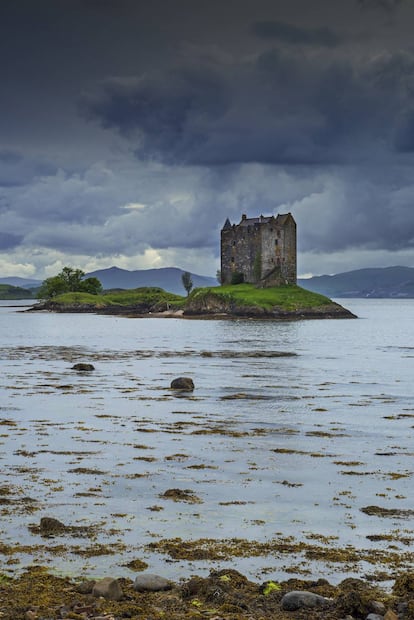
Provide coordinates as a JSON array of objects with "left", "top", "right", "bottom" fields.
[{"left": 0, "top": 299, "right": 413, "bottom": 583}]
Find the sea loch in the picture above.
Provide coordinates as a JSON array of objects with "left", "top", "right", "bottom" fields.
[{"left": 0, "top": 299, "right": 413, "bottom": 584}]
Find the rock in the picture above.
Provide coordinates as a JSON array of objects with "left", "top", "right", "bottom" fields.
[
  {"left": 280, "top": 590, "right": 332, "bottom": 611},
  {"left": 76, "top": 579, "right": 96, "bottom": 594},
  {"left": 366, "top": 614, "right": 383, "bottom": 620},
  {"left": 133, "top": 573, "right": 172, "bottom": 592},
  {"left": 369, "top": 601, "right": 386, "bottom": 615},
  {"left": 384, "top": 611, "right": 398, "bottom": 620},
  {"left": 92, "top": 577, "right": 123, "bottom": 601},
  {"left": 170, "top": 377, "right": 194, "bottom": 391},
  {"left": 39, "top": 516, "right": 66, "bottom": 535},
  {"left": 72, "top": 362, "right": 95, "bottom": 371}
]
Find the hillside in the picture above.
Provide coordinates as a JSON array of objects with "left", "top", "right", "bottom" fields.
[
  {"left": 0, "top": 284, "right": 34, "bottom": 299},
  {"left": 0, "top": 276, "right": 41, "bottom": 288},
  {"left": 298, "top": 266, "right": 414, "bottom": 298},
  {"left": 85, "top": 266, "right": 216, "bottom": 294}
]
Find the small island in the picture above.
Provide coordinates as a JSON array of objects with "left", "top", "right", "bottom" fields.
[
  {"left": 31, "top": 283, "right": 356, "bottom": 320},
  {"left": 28, "top": 214, "right": 356, "bottom": 319}
]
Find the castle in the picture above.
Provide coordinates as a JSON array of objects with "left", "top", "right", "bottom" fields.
[{"left": 220, "top": 213, "right": 296, "bottom": 286}]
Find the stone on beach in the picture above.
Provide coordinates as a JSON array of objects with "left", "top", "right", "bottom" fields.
[
  {"left": 92, "top": 577, "right": 123, "bottom": 600},
  {"left": 280, "top": 590, "right": 332, "bottom": 611},
  {"left": 133, "top": 573, "right": 172, "bottom": 592}
]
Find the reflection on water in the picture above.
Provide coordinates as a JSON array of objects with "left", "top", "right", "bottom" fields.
[{"left": 0, "top": 299, "right": 413, "bottom": 583}]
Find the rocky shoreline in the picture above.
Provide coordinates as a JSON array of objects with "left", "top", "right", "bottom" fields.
[
  {"left": 1, "top": 565, "right": 413, "bottom": 619},
  {"left": 29, "top": 299, "right": 356, "bottom": 320}
]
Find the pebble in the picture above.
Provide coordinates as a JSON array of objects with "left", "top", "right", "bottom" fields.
[
  {"left": 280, "top": 590, "right": 332, "bottom": 611},
  {"left": 133, "top": 573, "right": 172, "bottom": 592}
]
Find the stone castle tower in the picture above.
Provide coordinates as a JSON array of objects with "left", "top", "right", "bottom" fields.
[{"left": 220, "top": 213, "right": 296, "bottom": 286}]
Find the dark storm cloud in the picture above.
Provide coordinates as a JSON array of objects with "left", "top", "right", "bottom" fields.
[
  {"left": 1, "top": 0, "right": 414, "bottom": 276},
  {"left": 357, "top": 0, "right": 404, "bottom": 12},
  {"left": 252, "top": 20, "right": 341, "bottom": 47},
  {"left": 80, "top": 67, "right": 230, "bottom": 165},
  {"left": 81, "top": 46, "right": 414, "bottom": 166}
]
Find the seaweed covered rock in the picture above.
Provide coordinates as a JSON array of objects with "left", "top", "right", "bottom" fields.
[
  {"left": 170, "top": 377, "right": 194, "bottom": 391},
  {"left": 280, "top": 590, "right": 332, "bottom": 611},
  {"left": 72, "top": 362, "right": 95, "bottom": 371},
  {"left": 92, "top": 576, "right": 123, "bottom": 601}
]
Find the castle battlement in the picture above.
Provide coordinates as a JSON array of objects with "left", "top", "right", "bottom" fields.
[{"left": 220, "top": 213, "right": 296, "bottom": 286}]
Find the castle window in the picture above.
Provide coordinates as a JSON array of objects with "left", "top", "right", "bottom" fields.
[
  {"left": 232, "top": 241, "right": 236, "bottom": 246},
  {"left": 274, "top": 239, "right": 278, "bottom": 246},
  {"left": 231, "top": 257, "right": 235, "bottom": 262}
]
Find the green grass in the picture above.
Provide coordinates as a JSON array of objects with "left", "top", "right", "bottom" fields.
[
  {"left": 44, "top": 284, "right": 333, "bottom": 313},
  {"left": 189, "top": 283, "right": 333, "bottom": 311},
  {"left": 47, "top": 287, "right": 185, "bottom": 308}
]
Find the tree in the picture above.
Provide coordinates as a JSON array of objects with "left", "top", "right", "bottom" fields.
[
  {"left": 80, "top": 277, "right": 103, "bottom": 295},
  {"left": 181, "top": 271, "right": 193, "bottom": 296},
  {"left": 60, "top": 266, "right": 84, "bottom": 291},
  {"left": 37, "top": 267, "right": 103, "bottom": 299}
]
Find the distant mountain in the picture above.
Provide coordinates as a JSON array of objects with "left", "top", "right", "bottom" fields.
[
  {"left": 0, "top": 284, "right": 34, "bottom": 299},
  {"left": 85, "top": 266, "right": 217, "bottom": 295},
  {"left": 0, "top": 276, "right": 42, "bottom": 288},
  {"left": 298, "top": 266, "right": 414, "bottom": 298}
]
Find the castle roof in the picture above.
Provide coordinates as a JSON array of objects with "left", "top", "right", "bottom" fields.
[
  {"left": 221, "top": 212, "right": 295, "bottom": 230},
  {"left": 238, "top": 213, "right": 294, "bottom": 226},
  {"left": 238, "top": 215, "right": 273, "bottom": 226},
  {"left": 274, "top": 213, "right": 292, "bottom": 226}
]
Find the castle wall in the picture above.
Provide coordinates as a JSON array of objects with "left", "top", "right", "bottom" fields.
[
  {"left": 281, "top": 218, "right": 297, "bottom": 284},
  {"left": 221, "top": 224, "right": 261, "bottom": 284}
]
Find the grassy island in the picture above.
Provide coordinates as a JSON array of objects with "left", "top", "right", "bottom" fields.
[{"left": 33, "top": 283, "right": 356, "bottom": 319}]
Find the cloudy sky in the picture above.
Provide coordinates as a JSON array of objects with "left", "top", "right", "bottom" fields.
[{"left": 1, "top": 0, "right": 414, "bottom": 279}]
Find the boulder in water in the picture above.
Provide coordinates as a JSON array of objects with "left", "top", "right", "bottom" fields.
[{"left": 170, "top": 377, "right": 194, "bottom": 391}]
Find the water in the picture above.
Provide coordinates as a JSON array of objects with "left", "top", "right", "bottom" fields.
[{"left": 0, "top": 299, "right": 413, "bottom": 583}]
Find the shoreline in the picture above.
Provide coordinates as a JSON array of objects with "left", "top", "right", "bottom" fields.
[
  {"left": 1, "top": 564, "right": 412, "bottom": 619},
  {"left": 27, "top": 301, "right": 357, "bottom": 320}
]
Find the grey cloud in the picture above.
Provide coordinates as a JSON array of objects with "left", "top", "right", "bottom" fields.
[
  {"left": 357, "top": 0, "right": 404, "bottom": 12},
  {"left": 80, "top": 47, "right": 414, "bottom": 167},
  {"left": 0, "top": 150, "right": 57, "bottom": 187},
  {"left": 0, "top": 231, "right": 23, "bottom": 250},
  {"left": 252, "top": 20, "right": 341, "bottom": 47},
  {"left": 295, "top": 166, "right": 414, "bottom": 257},
  {"left": 393, "top": 109, "right": 414, "bottom": 151},
  {"left": 80, "top": 67, "right": 229, "bottom": 165}
]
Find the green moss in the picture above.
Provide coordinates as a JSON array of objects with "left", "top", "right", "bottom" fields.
[{"left": 190, "top": 283, "right": 333, "bottom": 311}]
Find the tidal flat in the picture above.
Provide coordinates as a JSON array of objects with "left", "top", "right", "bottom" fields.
[{"left": 0, "top": 299, "right": 413, "bottom": 589}]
